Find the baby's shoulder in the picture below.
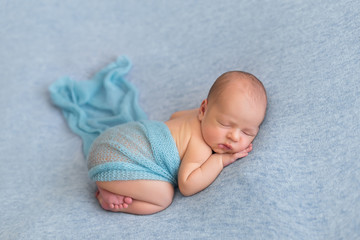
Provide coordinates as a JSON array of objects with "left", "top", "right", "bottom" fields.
[
  {"left": 169, "top": 108, "right": 198, "bottom": 120},
  {"left": 165, "top": 109, "right": 209, "bottom": 159},
  {"left": 180, "top": 119, "right": 212, "bottom": 163},
  {"left": 186, "top": 116, "right": 212, "bottom": 153}
]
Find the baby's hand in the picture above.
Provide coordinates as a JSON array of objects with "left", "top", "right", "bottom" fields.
[{"left": 221, "top": 143, "right": 253, "bottom": 167}]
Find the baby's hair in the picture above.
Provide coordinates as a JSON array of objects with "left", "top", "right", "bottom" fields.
[{"left": 207, "top": 71, "right": 267, "bottom": 107}]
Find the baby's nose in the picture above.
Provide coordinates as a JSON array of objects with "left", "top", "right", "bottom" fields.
[{"left": 228, "top": 129, "right": 240, "bottom": 142}]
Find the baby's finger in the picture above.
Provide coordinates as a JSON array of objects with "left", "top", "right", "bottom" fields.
[
  {"left": 234, "top": 151, "right": 249, "bottom": 159},
  {"left": 245, "top": 143, "right": 253, "bottom": 152}
]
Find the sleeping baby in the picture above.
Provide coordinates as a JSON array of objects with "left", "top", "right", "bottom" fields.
[{"left": 89, "top": 71, "right": 267, "bottom": 215}]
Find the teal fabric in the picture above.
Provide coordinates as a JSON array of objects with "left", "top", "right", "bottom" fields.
[
  {"left": 49, "top": 56, "right": 147, "bottom": 157},
  {"left": 88, "top": 120, "right": 180, "bottom": 186}
]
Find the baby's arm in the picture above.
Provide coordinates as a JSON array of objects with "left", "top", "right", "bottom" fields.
[{"left": 178, "top": 139, "right": 251, "bottom": 196}]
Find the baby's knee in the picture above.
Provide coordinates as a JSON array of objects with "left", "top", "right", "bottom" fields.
[
  {"left": 157, "top": 185, "right": 174, "bottom": 209},
  {"left": 161, "top": 194, "right": 173, "bottom": 209}
]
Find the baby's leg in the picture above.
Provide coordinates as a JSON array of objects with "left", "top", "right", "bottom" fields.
[
  {"left": 96, "top": 186, "right": 133, "bottom": 210},
  {"left": 96, "top": 180, "right": 174, "bottom": 215}
]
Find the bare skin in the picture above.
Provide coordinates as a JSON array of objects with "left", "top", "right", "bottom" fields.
[
  {"left": 96, "top": 180, "right": 174, "bottom": 215},
  {"left": 96, "top": 187, "right": 133, "bottom": 210},
  {"left": 95, "top": 73, "right": 267, "bottom": 214}
]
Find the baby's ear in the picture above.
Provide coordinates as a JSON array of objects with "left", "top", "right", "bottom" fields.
[{"left": 198, "top": 99, "right": 208, "bottom": 121}]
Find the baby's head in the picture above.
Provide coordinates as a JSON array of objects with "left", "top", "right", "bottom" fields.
[
  {"left": 198, "top": 71, "right": 267, "bottom": 154},
  {"left": 207, "top": 71, "right": 267, "bottom": 112}
]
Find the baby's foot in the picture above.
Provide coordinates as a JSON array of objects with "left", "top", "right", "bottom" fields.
[{"left": 96, "top": 187, "right": 133, "bottom": 211}]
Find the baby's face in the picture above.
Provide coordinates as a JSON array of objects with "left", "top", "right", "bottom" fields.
[{"left": 199, "top": 88, "right": 266, "bottom": 154}]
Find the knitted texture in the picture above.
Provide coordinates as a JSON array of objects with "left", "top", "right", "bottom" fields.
[
  {"left": 88, "top": 120, "right": 180, "bottom": 186},
  {"left": 49, "top": 56, "right": 147, "bottom": 158}
]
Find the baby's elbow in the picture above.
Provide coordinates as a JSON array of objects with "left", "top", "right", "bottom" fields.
[
  {"left": 179, "top": 187, "right": 189, "bottom": 197},
  {"left": 178, "top": 182, "right": 195, "bottom": 197},
  {"left": 179, "top": 187, "right": 193, "bottom": 197}
]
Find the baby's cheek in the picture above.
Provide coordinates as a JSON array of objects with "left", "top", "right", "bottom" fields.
[
  {"left": 239, "top": 140, "right": 252, "bottom": 151},
  {"left": 208, "top": 127, "right": 223, "bottom": 139},
  {"left": 203, "top": 128, "right": 219, "bottom": 144}
]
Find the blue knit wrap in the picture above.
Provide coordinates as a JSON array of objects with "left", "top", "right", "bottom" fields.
[
  {"left": 49, "top": 56, "right": 147, "bottom": 158},
  {"left": 50, "top": 57, "right": 180, "bottom": 185},
  {"left": 87, "top": 120, "right": 180, "bottom": 186}
]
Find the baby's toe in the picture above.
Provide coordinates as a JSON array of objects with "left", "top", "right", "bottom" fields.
[{"left": 124, "top": 197, "right": 133, "bottom": 204}]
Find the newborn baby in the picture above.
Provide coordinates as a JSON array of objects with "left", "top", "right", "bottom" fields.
[{"left": 89, "top": 71, "right": 267, "bottom": 215}]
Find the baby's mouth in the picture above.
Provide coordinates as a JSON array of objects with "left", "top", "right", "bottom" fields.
[{"left": 218, "top": 144, "right": 232, "bottom": 151}]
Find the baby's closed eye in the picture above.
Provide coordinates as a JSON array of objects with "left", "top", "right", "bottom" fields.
[
  {"left": 242, "top": 129, "right": 258, "bottom": 137},
  {"left": 217, "top": 120, "right": 231, "bottom": 127}
]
